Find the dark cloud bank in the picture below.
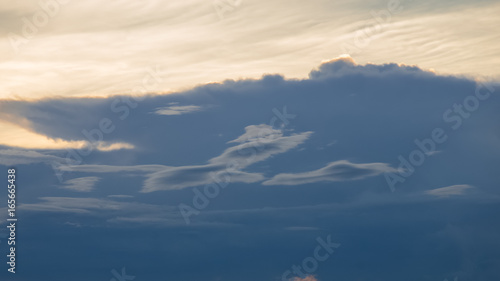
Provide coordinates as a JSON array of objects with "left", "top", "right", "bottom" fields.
[{"left": 1, "top": 58, "right": 500, "bottom": 281}]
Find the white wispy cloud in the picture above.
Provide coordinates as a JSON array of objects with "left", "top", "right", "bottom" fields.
[
  {"left": 60, "top": 176, "right": 100, "bottom": 192},
  {"left": 426, "top": 185, "right": 474, "bottom": 197},
  {"left": 20, "top": 196, "right": 169, "bottom": 215},
  {"left": 0, "top": 149, "right": 65, "bottom": 165},
  {"left": 154, "top": 104, "right": 203, "bottom": 116},
  {"left": 263, "top": 160, "right": 397, "bottom": 186},
  {"left": 19, "top": 196, "right": 185, "bottom": 226},
  {"left": 59, "top": 164, "right": 166, "bottom": 174},
  {"left": 57, "top": 124, "right": 312, "bottom": 192},
  {"left": 107, "top": 195, "right": 134, "bottom": 199}
]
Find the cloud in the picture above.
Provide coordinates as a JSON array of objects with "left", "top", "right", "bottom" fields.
[
  {"left": 263, "top": 160, "right": 397, "bottom": 186},
  {"left": 2, "top": 54, "right": 498, "bottom": 280},
  {"left": 309, "top": 56, "right": 430, "bottom": 80},
  {"left": 0, "top": 145, "right": 133, "bottom": 168},
  {"left": 0, "top": 149, "right": 65, "bottom": 165},
  {"left": 143, "top": 165, "right": 264, "bottom": 192},
  {"left": 60, "top": 177, "right": 100, "bottom": 192},
  {"left": 107, "top": 195, "right": 134, "bottom": 199},
  {"left": 154, "top": 104, "right": 204, "bottom": 115},
  {"left": 20, "top": 197, "right": 115, "bottom": 214},
  {"left": 19, "top": 196, "right": 185, "bottom": 227},
  {"left": 210, "top": 125, "right": 312, "bottom": 167},
  {"left": 426, "top": 185, "right": 474, "bottom": 197},
  {"left": 0, "top": 57, "right": 493, "bottom": 150},
  {"left": 20, "top": 196, "right": 174, "bottom": 216},
  {"left": 143, "top": 124, "right": 311, "bottom": 192},
  {"left": 94, "top": 141, "right": 135, "bottom": 151},
  {"left": 228, "top": 124, "right": 283, "bottom": 143},
  {"left": 58, "top": 164, "right": 166, "bottom": 174},
  {"left": 1, "top": 0, "right": 499, "bottom": 100},
  {"left": 63, "top": 222, "right": 82, "bottom": 228},
  {"left": 2, "top": 58, "right": 498, "bottom": 198},
  {"left": 55, "top": 124, "right": 312, "bottom": 192}
]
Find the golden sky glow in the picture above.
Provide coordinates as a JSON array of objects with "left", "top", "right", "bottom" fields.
[
  {"left": 0, "top": 0, "right": 499, "bottom": 100},
  {"left": 0, "top": 121, "right": 134, "bottom": 150}
]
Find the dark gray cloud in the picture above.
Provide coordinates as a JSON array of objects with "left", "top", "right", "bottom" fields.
[{"left": 1, "top": 59, "right": 500, "bottom": 281}]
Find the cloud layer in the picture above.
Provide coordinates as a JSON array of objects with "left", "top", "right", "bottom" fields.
[
  {"left": 1, "top": 59, "right": 499, "bottom": 281},
  {"left": 1, "top": 0, "right": 499, "bottom": 100},
  {"left": 58, "top": 124, "right": 312, "bottom": 192}
]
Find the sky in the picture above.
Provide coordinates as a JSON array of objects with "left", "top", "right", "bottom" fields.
[
  {"left": 0, "top": 0, "right": 499, "bottom": 100},
  {"left": 0, "top": 1, "right": 500, "bottom": 281}
]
